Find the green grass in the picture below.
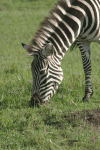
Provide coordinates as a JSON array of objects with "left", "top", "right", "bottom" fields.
[{"left": 0, "top": 0, "right": 100, "bottom": 149}]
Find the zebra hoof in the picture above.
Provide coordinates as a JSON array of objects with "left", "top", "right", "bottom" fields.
[{"left": 82, "top": 93, "right": 91, "bottom": 102}]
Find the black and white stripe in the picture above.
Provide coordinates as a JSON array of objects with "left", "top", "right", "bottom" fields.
[{"left": 22, "top": 0, "right": 100, "bottom": 103}]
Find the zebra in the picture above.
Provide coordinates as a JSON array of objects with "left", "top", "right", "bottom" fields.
[{"left": 21, "top": 0, "right": 100, "bottom": 105}]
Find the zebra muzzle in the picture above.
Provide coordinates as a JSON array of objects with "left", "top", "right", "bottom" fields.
[{"left": 31, "top": 93, "right": 41, "bottom": 106}]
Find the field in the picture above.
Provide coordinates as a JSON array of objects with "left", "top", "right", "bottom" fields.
[{"left": 0, "top": 0, "right": 100, "bottom": 149}]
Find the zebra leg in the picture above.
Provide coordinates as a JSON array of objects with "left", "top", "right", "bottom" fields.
[{"left": 76, "top": 40, "right": 93, "bottom": 101}]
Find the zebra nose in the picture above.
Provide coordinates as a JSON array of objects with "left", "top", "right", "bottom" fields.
[{"left": 31, "top": 93, "right": 41, "bottom": 106}]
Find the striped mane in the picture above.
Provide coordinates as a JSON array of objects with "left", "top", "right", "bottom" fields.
[{"left": 32, "top": 0, "right": 75, "bottom": 50}]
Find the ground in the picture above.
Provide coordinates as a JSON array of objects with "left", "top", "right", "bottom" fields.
[{"left": 0, "top": 0, "right": 100, "bottom": 149}]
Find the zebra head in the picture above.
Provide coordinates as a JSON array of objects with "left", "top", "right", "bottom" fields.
[{"left": 21, "top": 42, "right": 63, "bottom": 104}]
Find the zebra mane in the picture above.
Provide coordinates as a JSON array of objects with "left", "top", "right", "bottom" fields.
[{"left": 31, "top": 0, "right": 76, "bottom": 50}]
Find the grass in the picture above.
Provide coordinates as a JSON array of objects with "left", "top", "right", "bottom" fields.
[{"left": 0, "top": 0, "right": 100, "bottom": 149}]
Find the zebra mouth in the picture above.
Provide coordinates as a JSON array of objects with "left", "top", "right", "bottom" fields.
[
  {"left": 31, "top": 93, "right": 50, "bottom": 106},
  {"left": 31, "top": 93, "right": 42, "bottom": 106}
]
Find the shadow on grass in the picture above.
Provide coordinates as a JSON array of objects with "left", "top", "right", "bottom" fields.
[
  {"left": 43, "top": 108, "right": 100, "bottom": 129},
  {"left": 42, "top": 108, "right": 100, "bottom": 147},
  {"left": 66, "top": 108, "right": 100, "bottom": 127}
]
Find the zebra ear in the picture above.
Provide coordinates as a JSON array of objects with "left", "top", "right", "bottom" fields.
[
  {"left": 42, "top": 43, "right": 54, "bottom": 57},
  {"left": 21, "top": 42, "right": 36, "bottom": 56}
]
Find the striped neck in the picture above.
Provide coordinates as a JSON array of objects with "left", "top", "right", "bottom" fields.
[{"left": 32, "top": 0, "right": 84, "bottom": 60}]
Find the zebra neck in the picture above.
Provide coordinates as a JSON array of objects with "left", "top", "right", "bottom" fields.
[{"left": 32, "top": 0, "right": 85, "bottom": 60}]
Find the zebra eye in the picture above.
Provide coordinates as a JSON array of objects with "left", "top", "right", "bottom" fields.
[{"left": 40, "top": 70, "right": 47, "bottom": 75}]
